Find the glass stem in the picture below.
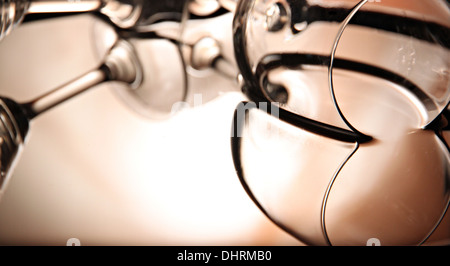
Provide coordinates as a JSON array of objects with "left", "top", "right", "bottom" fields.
[
  {"left": 21, "top": 39, "right": 141, "bottom": 119},
  {"left": 23, "top": 66, "right": 108, "bottom": 119}
]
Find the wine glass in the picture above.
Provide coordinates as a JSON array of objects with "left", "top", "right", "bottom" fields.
[
  {"left": 0, "top": 0, "right": 190, "bottom": 199},
  {"left": 231, "top": 0, "right": 450, "bottom": 246}
]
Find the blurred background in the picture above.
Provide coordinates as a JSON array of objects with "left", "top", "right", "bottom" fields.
[{"left": 0, "top": 13, "right": 302, "bottom": 246}]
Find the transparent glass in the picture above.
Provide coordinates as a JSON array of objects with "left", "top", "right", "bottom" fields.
[
  {"left": 0, "top": 0, "right": 190, "bottom": 196},
  {"left": 232, "top": 104, "right": 357, "bottom": 246},
  {"left": 0, "top": 0, "right": 29, "bottom": 41},
  {"left": 108, "top": 0, "right": 189, "bottom": 119},
  {"left": 232, "top": 0, "right": 450, "bottom": 245},
  {"left": 0, "top": 0, "right": 144, "bottom": 41},
  {"left": 234, "top": 0, "right": 450, "bottom": 130}
]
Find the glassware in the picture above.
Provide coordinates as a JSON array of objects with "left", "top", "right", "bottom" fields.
[
  {"left": 0, "top": 0, "right": 193, "bottom": 198},
  {"left": 1, "top": 0, "right": 449, "bottom": 246},
  {"left": 109, "top": 0, "right": 190, "bottom": 119},
  {"left": 0, "top": 0, "right": 194, "bottom": 199},
  {"left": 232, "top": 0, "right": 450, "bottom": 245},
  {"left": 0, "top": 39, "right": 141, "bottom": 200},
  {"left": 0, "top": 0, "right": 143, "bottom": 41}
]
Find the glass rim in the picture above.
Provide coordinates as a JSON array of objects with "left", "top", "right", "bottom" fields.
[{"left": 233, "top": 0, "right": 450, "bottom": 143}]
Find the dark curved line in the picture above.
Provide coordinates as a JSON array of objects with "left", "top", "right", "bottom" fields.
[
  {"left": 328, "top": 0, "right": 368, "bottom": 139},
  {"left": 275, "top": 103, "right": 368, "bottom": 143},
  {"left": 230, "top": 104, "right": 318, "bottom": 245},
  {"left": 255, "top": 53, "right": 437, "bottom": 115},
  {"left": 235, "top": 101, "right": 365, "bottom": 143},
  {"left": 255, "top": 52, "right": 440, "bottom": 142},
  {"left": 188, "top": 7, "right": 230, "bottom": 20},
  {"left": 320, "top": 142, "right": 360, "bottom": 246},
  {"left": 288, "top": 1, "right": 450, "bottom": 48},
  {"left": 233, "top": 0, "right": 269, "bottom": 104}
]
